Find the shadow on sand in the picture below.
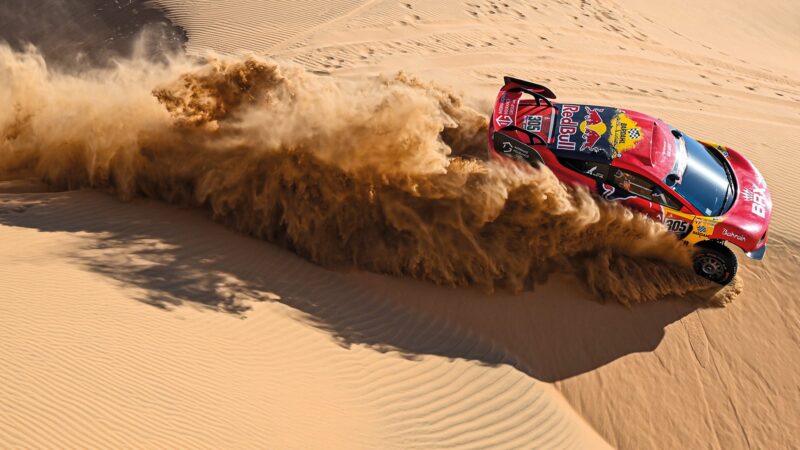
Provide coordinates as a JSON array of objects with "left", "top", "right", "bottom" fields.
[{"left": 0, "top": 189, "right": 701, "bottom": 382}]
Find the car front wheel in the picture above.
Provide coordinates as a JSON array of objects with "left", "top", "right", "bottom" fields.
[{"left": 693, "top": 241, "right": 737, "bottom": 285}]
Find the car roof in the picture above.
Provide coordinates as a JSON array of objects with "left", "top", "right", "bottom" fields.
[{"left": 547, "top": 103, "right": 676, "bottom": 181}]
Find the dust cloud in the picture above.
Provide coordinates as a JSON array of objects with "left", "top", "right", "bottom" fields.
[{"left": 0, "top": 46, "right": 729, "bottom": 305}]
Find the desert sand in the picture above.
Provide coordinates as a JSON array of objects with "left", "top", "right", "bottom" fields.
[{"left": 1, "top": 1, "right": 799, "bottom": 449}]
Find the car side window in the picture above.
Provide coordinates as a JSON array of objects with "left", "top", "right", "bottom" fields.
[
  {"left": 609, "top": 168, "right": 683, "bottom": 209},
  {"left": 609, "top": 168, "right": 652, "bottom": 197},
  {"left": 651, "top": 185, "right": 684, "bottom": 210},
  {"left": 561, "top": 159, "right": 610, "bottom": 181}
]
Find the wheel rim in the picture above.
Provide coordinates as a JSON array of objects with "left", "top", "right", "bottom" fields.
[{"left": 696, "top": 254, "right": 726, "bottom": 281}]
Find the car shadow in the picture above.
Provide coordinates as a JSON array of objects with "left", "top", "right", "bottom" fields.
[
  {"left": 0, "top": 189, "right": 701, "bottom": 382},
  {"left": 345, "top": 271, "right": 702, "bottom": 382}
]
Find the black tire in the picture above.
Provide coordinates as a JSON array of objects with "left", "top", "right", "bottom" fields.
[{"left": 693, "top": 241, "right": 737, "bottom": 285}]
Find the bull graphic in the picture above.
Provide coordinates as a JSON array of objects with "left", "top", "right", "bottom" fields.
[{"left": 579, "top": 108, "right": 607, "bottom": 153}]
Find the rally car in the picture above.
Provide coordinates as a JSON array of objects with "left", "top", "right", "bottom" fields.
[{"left": 488, "top": 77, "right": 772, "bottom": 285}]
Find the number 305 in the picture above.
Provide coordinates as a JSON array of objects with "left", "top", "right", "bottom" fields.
[{"left": 665, "top": 219, "right": 690, "bottom": 234}]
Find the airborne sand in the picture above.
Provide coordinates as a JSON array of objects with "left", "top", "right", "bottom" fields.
[{"left": 1, "top": 0, "right": 799, "bottom": 449}]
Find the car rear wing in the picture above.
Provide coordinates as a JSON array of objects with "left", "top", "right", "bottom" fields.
[
  {"left": 492, "top": 77, "right": 557, "bottom": 142},
  {"left": 503, "top": 76, "right": 556, "bottom": 103}
]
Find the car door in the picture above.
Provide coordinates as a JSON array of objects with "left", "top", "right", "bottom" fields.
[
  {"left": 557, "top": 158, "right": 698, "bottom": 239},
  {"left": 604, "top": 167, "right": 696, "bottom": 238}
]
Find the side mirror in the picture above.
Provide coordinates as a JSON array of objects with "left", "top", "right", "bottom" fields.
[
  {"left": 671, "top": 129, "right": 683, "bottom": 138},
  {"left": 665, "top": 174, "right": 680, "bottom": 186}
]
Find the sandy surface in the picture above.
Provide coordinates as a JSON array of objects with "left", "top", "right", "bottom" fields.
[{"left": 1, "top": 0, "right": 799, "bottom": 449}]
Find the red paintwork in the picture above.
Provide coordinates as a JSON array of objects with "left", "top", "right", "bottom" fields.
[
  {"left": 488, "top": 78, "right": 772, "bottom": 256},
  {"left": 712, "top": 146, "right": 771, "bottom": 252}
]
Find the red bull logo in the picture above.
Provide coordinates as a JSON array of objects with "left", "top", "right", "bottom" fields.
[
  {"left": 555, "top": 105, "right": 643, "bottom": 158},
  {"left": 556, "top": 105, "right": 580, "bottom": 151},
  {"left": 579, "top": 108, "right": 607, "bottom": 152}
]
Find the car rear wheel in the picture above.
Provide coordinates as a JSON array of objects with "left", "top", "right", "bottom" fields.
[{"left": 693, "top": 241, "right": 737, "bottom": 285}]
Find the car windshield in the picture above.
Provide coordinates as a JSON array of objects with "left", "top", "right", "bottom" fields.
[{"left": 668, "top": 130, "right": 732, "bottom": 216}]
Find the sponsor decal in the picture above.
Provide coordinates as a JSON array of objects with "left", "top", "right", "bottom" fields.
[
  {"left": 556, "top": 105, "right": 580, "bottom": 151},
  {"left": 494, "top": 133, "right": 533, "bottom": 163},
  {"left": 522, "top": 115, "right": 543, "bottom": 133},
  {"left": 554, "top": 105, "right": 643, "bottom": 159},
  {"left": 666, "top": 219, "right": 690, "bottom": 235},
  {"left": 742, "top": 184, "right": 768, "bottom": 218},
  {"left": 584, "top": 164, "right": 604, "bottom": 180},
  {"left": 608, "top": 111, "right": 643, "bottom": 158},
  {"left": 495, "top": 92, "right": 518, "bottom": 128},
  {"left": 579, "top": 108, "right": 607, "bottom": 153},
  {"left": 693, "top": 218, "right": 717, "bottom": 237},
  {"left": 495, "top": 115, "right": 513, "bottom": 127},
  {"left": 722, "top": 228, "right": 746, "bottom": 242}
]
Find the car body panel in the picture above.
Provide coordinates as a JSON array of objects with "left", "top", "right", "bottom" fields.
[{"left": 489, "top": 77, "right": 772, "bottom": 258}]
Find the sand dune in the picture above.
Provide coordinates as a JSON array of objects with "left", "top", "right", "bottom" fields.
[
  {"left": 0, "top": 187, "right": 608, "bottom": 448},
  {"left": 1, "top": 0, "right": 799, "bottom": 449}
]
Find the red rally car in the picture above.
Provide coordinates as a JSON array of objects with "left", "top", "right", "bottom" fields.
[{"left": 488, "top": 77, "right": 772, "bottom": 285}]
